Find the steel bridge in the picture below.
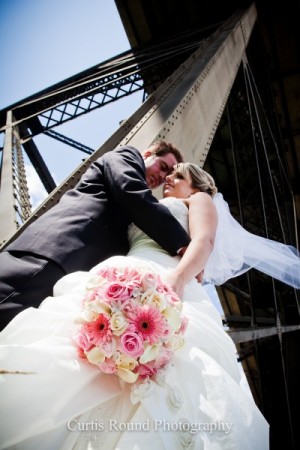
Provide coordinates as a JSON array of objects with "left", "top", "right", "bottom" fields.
[{"left": 0, "top": 1, "right": 299, "bottom": 448}]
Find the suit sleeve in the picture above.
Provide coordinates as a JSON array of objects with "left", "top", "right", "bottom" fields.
[{"left": 101, "top": 146, "right": 191, "bottom": 256}]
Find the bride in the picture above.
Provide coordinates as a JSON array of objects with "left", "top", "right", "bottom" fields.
[{"left": 1, "top": 162, "right": 299, "bottom": 450}]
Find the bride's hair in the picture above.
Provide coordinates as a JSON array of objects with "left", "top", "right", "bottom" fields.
[{"left": 173, "top": 162, "right": 218, "bottom": 196}]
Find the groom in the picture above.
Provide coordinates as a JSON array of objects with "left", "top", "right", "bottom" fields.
[{"left": 0, "top": 141, "right": 191, "bottom": 329}]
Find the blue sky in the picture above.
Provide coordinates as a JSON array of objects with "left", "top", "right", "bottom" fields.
[{"left": 0, "top": 0, "right": 143, "bottom": 207}]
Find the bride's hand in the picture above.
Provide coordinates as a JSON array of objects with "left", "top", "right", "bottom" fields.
[{"left": 163, "top": 270, "right": 185, "bottom": 299}]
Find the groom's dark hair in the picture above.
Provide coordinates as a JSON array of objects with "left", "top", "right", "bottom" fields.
[{"left": 149, "top": 141, "right": 184, "bottom": 163}]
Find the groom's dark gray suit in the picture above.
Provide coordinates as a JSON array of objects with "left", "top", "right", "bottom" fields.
[{"left": 0, "top": 146, "right": 190, "bottom": 328}]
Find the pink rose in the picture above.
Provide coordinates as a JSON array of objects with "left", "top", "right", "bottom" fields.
[
  {"left": 74, "top": 330, "right": 93, "bottom": 351},
  {"left": 121, "top": 299, "right": 137, "bottom": 315},
  {"left": 155, "top": 349, "right": 172, "bottom": 369},
  {"left": 98, "top": 358, "right": 116, "bottom": 374},
  {"left": 97, "top": 267, "right": 118, "bottom": 281},
  {"left": 110, "top": 298, "right": 135, "bottom": 314},
  {"left": 103, "top": 282, "right": 133, "bottom": 302},
  {"left": 120, "top": 332, "right": 144, "bottom": 358},
  {"left": 135, "top": 362, "right": 158, "bottom": 378},
  {"left": 141, "top": 272, "right": 160, "bottom": 290},
  {"left": 101, "top": 338, "right": 116, "bottom": 357},
  {"left": 118, "top": 268, "right": 142, "bottom": 285}
]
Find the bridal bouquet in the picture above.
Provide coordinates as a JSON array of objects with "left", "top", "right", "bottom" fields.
[{"left": 74, "top": 265, "right": 188, "bottom": 384}]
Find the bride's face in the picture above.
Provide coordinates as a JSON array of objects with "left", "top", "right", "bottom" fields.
[{"left": 163, "top": 172, "right": 194, "bottom": 198}]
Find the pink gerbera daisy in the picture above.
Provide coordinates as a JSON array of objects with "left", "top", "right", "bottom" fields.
[
  {"left": 128, "top": 305, "right": 167, "bottom": 344},
  {"left": 85, "top": 313, "right": 112, "bottom": 345}
]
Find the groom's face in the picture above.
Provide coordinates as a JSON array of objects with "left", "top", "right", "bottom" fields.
[{"left": 143, "top": 151, "right": 178, "bottom": 189}]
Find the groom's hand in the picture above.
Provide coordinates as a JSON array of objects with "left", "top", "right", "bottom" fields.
[
  {"left": 177, "top": 246, "right": 188, "bottom": 257},
  {"left": 195, "top": 270, "right": 204, "bottom": 284}
]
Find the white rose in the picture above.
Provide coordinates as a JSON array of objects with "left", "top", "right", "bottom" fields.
[
  {"left": 82, "top": 309, "right": 98, "bottom": 322},
  {"left": 110, "top": 312, "right": 128, "bottom": 336},
  {"left": 115, "top": 354, "right": 138, "bottom": 371},
  {"left": 163, "top": 305, "right": 182, "bottom": 331},
  {"left": 141, "top": 288, "right": 166, "bottom": 311},
  {"left": 87, "top": 300, "right": 111, "bottom": 315}
]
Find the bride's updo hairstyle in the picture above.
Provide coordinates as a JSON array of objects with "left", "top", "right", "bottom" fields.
[{"left": 173, "top": 162, "right": 218, "bottom": 197}]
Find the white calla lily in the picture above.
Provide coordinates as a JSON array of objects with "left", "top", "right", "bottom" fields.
[
  {"left": 86, "top": 347, "right": 105, "bottom": 364},
  {"left": 116, "top": 368, "right": 139, "bottom": 383},
  {"left": 163, "top": 305, "right": 181, "bottom": 331},
  {"left": 139, "top": 344, "right": 160, "bottom": 364}
]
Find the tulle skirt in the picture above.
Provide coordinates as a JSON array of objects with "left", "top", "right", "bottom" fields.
[{"left": 0, "top": 255, "right": 269, "bottom": 449}]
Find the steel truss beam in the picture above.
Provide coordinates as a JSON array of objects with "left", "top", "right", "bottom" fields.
[
  {"left": 0, "top": 31, "right": 208, "bottom": 141},
  {"left": 228, "top": 324, "right": 300, "bottom": 343},
  {"left": 44, "top": 130, "right": 94, "bottom": 155},
  {"left": 0, "top": 112, "right": 32, "bottom": 245}
]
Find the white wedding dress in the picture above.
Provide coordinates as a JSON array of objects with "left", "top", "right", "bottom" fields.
[{"left": 0, "top": 198, "right": 269, "bottom": 450}]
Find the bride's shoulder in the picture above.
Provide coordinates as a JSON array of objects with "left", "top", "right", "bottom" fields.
[
  {"left": 160, "top": 197, "right": 187, "bottom": 207},
  {"left": 187, "top": 192, "right": 214, "bottom": 206}
]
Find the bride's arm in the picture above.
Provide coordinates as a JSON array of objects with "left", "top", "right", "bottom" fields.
[{"left": 164, "top": 192, "right": 218, "bottom": 297}]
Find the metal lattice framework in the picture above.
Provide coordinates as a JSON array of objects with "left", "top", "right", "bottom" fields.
[{"left": 0, "top": 32, "right": 210, "bottom": 138}]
